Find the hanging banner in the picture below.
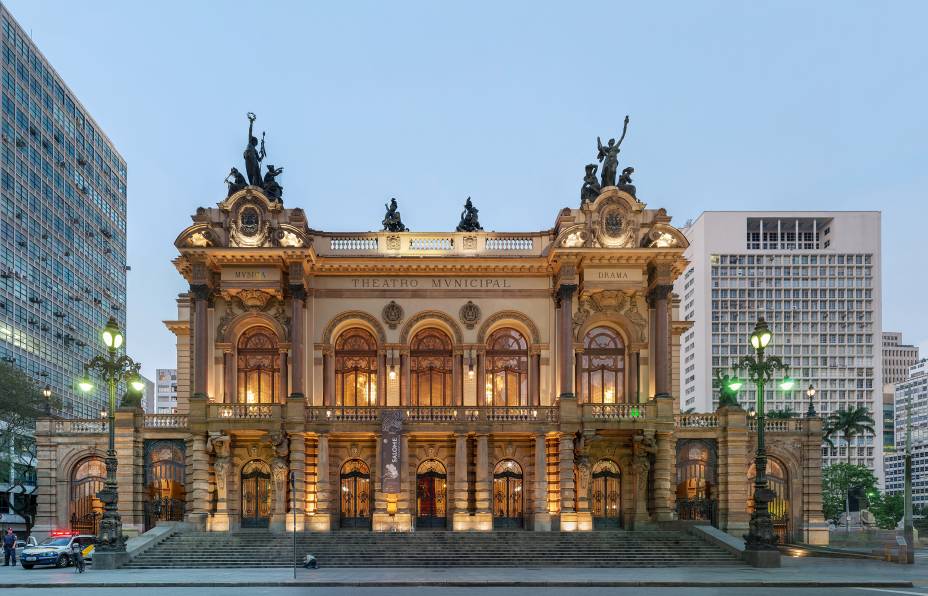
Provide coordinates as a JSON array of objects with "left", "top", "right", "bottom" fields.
[{"left": 381, "top": 410, "right": 403, "bottom": 494}]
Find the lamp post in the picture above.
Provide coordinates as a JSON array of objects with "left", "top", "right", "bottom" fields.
[
  {"left": 806, "top": 384, "right": 816, "bottom": 418},
  {"left": 42, "top": 384, "right": 52, "bottom": 416},
  {"left": 724, "top": 317, "right": 794, "bottom": 567},
  {"left": 77, "top": 317, "right": 145, "bottom": 556}
]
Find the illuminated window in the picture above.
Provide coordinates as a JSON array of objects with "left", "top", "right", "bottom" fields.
[
  {"left": 581, "top": 326, "right": 625, "bottom": 403},
  {"left": 335, "top": 328, "right": 378, "bottom": 407},
  {"left": 236, "top": 327, "right": 279, "bottom": 403},
  {"left": 410, "top": 329, "right": 453, "bottom": 407},
  {"left": 485, "top": 328, "right": 528, "bottom": 406}
]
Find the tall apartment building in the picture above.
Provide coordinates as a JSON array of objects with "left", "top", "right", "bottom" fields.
[
  {"left": 885, "top": 360, "right": 928, "bottom": 505},
  {"left": 0, "top": 4, "right": 127, "bottom": 418},
  {"left": 882, "top": 332, "right": 919, "bottom": 452},
  {"left": 677, "top": 212, "right": 883, "bottom": 477},
  {"left": 154, "top": 368, "right": 177, "bottom": 414}
]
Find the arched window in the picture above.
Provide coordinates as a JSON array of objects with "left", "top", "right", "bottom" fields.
[
  {"left": 410, "top": 329, "right": 453, "bottom": 407},
  {"left": 237, "top": 327, "right": 279, "bottom": 403},
  {"left": 581, "top": 326, "right": 625, "bottom": 403},
  {"left": 335, "top": 328, "right": 378, "bottom": 407},
  {"left": 70, "top": 457, "right": 105, "bottom": 534},
  {"left": 485, "top": 327, "right": 528, "bottom": 406},
  {"left": 493, "top": 459, "right": 523, "bottom": 528},
  {"left": 144, "top": 440, "right": 186, "bottom": 530},
  {"left": 675, "top": 441, "right": 717, "bottom": 523}
]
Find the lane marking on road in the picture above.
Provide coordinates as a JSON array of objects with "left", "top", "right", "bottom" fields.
[{"left": 853, "top": 589, "right": 928, "bottom": 595}]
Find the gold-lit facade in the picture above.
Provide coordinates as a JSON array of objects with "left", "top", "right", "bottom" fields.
[{"left": 34, "top": 184, "right": 827, "bottom": 545}]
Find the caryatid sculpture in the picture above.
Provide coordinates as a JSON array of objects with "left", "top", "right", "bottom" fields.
[
  {"left": 596, "top": 115, "right": 630, "bottom": 188},
  {"left": 207, "top": 433, "right": 232, "bottom": 505}
]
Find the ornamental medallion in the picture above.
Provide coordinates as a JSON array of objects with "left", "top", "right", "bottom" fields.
[
  {"left": 459, "top": 300, "right": 481, "bottom": 329},
  {"left": 382, "top": 300, "right": 404, "bottom": 329}
]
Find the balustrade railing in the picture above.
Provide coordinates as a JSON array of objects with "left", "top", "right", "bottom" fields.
[
  {"left": 143, "top": 414, "right": 189, "bottom": 429},
  {"left": 303, "top": 406, "right": 556, "bottom": 424},
  {"left": 484, "top": 237, "right": 534, "bottom": 251},
  {"left": 330, "top": 237, "right": 378, "bottom": 251},
  {"left": 409, "top": 237, "right": 453, "bottom": 251},
  {"left": 675, "top": 413, "right": 719, "bottom": 428},
  {"left": 583, "top": 403, "right": 645, "bottom": 420},
  {"left": 748, "top": 418, "right": 804, "bottom": 432},
  {"left": 53, "top": 419, "right": 107, "bottom": 434},
  {"left": 307, "top": 407, "right": 380, "bottom": 422},
  {"left": 485, "top": 406, "right": 558, "bottom": 422},
  {"left": 211, "top": 404, "right": 279, "bottom": 420},
  {"left": 404, "top": 407, "right": 461, "bottom": 422}
]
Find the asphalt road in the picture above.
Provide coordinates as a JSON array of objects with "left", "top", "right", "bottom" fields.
[{"left": 4, "top": 589, "right": 928, "bottom": 596}]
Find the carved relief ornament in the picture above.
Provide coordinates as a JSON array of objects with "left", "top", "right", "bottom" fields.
[{"left": 572, "top": 289, "right": 648, "bottom": 342}]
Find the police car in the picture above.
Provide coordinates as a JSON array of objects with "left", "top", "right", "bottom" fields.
[{"left": 20, "top": 532, "right": 95, "bottom": 569}]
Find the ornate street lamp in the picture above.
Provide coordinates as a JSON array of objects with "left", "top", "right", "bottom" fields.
[
  {"left": 78, "top": 316, "right": 144, "bottom": 554},
  {"left": 42, "top": 384, "right": 52, "bottom": 416},
  {"left": 725, "top": 317, "right": 794, "bottom": 567},
  {"left": 806, "top": 384, "right": 816, "bottom": 417}
]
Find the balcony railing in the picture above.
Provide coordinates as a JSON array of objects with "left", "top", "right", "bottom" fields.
[
  {"left": 144, "top": 414, "right": 189, "bottom": 429},
  {"left": 675, "top": 414, "right": 719, "bottom": 428},
  {"left": 306, "top": 407, "right": 380, "bottom": 423},
  {"left": 211, "top": 404, "right": 280, "bottom": 420},
  {"left": 303, "top": 406, "right": 557, "bottom": 424},
  {"left": 409, "top": 237, "right": 453, "bottom": 251},
  {"left": 485, "top": 406, "right": 558, "bottom": 423},
  {"left": 313, "top": 231, "right": 548, "bottom": 257},
  {"left": 330, "top": 237, "right": 378, "bottom": 251},
  {"left": 748, "top": 418, "right": 804, "bottom": 432},
  {"left": 53, "top": 419, "right": 107, "bottom": 434},
  {"left": 583, "top": 403, "right": 645, "bottom": 420}
]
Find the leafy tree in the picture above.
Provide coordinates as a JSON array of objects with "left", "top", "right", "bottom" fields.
[
  {"left": 0, "top": 363, "right": 52, "bottom": 455},
  {"left": 767, "top": 407, "right": 796, "bottom": 419},
  {"left": 822, "top": 463, "right": 877, "bottom": 524},
  {"left": 824, "top": 406, "right": 876, "bottom": 529},
  {"left": 869, "top": 492, "right": 904, "bottom": 530}
]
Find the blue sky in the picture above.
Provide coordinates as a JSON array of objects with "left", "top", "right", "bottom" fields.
[{"left": 5, "top": 0, "right": 927, "bottom": 378}]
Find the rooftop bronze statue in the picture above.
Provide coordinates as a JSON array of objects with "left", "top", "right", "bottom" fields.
[
  {"left": 617, "top": 166, "right": 636, "bottom": 197},
  {"left": 596, "top": 115, "right": 630, "bottom": 188},
  {"left": 262, "top": 164, "right": 284, "bottom": 201},
  {"left": 224, "top": 167, "right": 247, "bottom": 197},
  {"left": 456, "top": 197, "right": 483, "bottom": 232},
  {"left": 580, "top": 163, "right": 601, "bottom": 204},
  {"left": 244, "top": 112, "right": 267, "bottom": 186},
  {"left": 382, "top": 198, "right": 408, "bottom": 232}
]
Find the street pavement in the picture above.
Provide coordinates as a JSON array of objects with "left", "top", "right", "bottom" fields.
[
  {"left": 0, "top": 555, "right": 926, "bottom": 590},
  {"left": 4, "top": 588, "right": 928, "bottom": 596}
]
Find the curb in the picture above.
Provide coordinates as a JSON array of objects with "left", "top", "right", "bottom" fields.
[{"left": 0, "top": 580, "right": 917, "bottom": 588}]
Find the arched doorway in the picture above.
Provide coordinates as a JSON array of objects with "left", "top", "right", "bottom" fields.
[
  {"left": 241, "top": 460, "right": 272, "bottom": 528},
  {"left": 676, "top": 440, "right": 718, "bottom": 525},
  {"left": 69, "top": 457, "right": 104, "bottom": 534},
  {"left": 143, "top": 440, "right": 186, "bottom": 531},
  {"left": 340, "top": 459, "right": 372, "bottom": 529},
  {"left": 492, "top": 459, "right": 523, "bottom": 529},
  {"left": 591, "top": 459, "right": 622, "bottom": 529},
  {"left": 580, "top": 326, "right": 626, "bottom": 404},
  {"left": 416, "top": 459, "right": 447, "bottom": 528},
  {"left": 410, "top": 329, "right": 453, "bottom": 407},
  {"left": 237, "top": 327, "right": 280, "bottom": 403},
  {"left": 747, "top": 457, "right": 790, "bottom": 543}
]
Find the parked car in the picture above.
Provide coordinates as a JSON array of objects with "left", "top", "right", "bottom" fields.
[
  {"left": 20, "top": 533, "right": 96, "bottom": 569},
  {"left": 14, "top": 537, "right": 37, "bottom": 560}
]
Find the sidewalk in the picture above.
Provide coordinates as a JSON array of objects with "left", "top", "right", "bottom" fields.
[{"left": 0, "top": 557, "right": 923, "bottom": 588}]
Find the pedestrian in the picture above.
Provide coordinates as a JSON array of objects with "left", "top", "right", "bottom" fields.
[{"left": 2, "top": 528, "right": 16, "bottom": 566}]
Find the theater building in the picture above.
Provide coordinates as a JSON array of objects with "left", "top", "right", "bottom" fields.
[{"left": 33, "top": 177, "right": 827, "bottom": 545}]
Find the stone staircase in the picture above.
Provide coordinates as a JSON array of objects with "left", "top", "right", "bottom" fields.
[{"left": 123, "top": 529, "right": 743, "bottom": 568}]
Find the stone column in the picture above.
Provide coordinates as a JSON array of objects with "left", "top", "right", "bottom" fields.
[
  {"left": 191, "top": 284, "right": 211, "bottom": 398},
  {"left": 653, "top": 429, "right": 675, "bottom": 522},
  {"left": 559, "top": 433, "right": 575, "bottom": 518},
  {"left": 648, "top": 285, "right": 673, "bottom": 397},
  {"left": 223, "top": 349, "right": 234, "bottom": 403},
  {"left": 454, "top": 433, "right": 469, "bottom": 516},
  {"left": 289, "top": 284, "right": 306, "bottom": 398},
  {"left": 400, "top": 353, "right": 410, "bottom": 406},
  {"left": 312, "top": 433, "right": 332, "bottom": 531},
  {"left": 475, "top": 433, "right": 491, "bottom": 525},
  {"left": 802, "top": 416, "right": 828, "bottom": 544},
  {"left": 533, "top": 434, "right": 551, "bottom": 530},
  {"left": 289, "top": 433, "right": 305, "bottom": 531},
  {"left": 186, "top": 430, "right": 209, "bottom": 530},
  {"left": 452, "top": 351, "right": 463, "bottom": 407},
  {"left": 476, "top": 352, "right": 486, "bottom": 407},
  {"left": 718, "top": 406, "right": 750, "bottom": 537},
  {"left": 557, "top": 284, "right": 578, "bottom": 398},
  {"left": 279, "top": 350, "right": 288, "bottom": 403},
  {"left": 377, "top": 352, "right": 387, "bottom": 406},
  {"left": 322, "top": 349, "right": 334, "bottom": 407},
  {"left": 528, "top": 351, "right": 540, "bottom": 407},
  {"left": 627, "top": 351, "right": 639, "bottom": 404}
]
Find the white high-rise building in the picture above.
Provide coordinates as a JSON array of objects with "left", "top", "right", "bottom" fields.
[
  {"left": 886, "top": 360, "right": 928, "bottom": 504},
  {"left": 676, "top": 211, "right": 883, "bottom": 478},
  {"left": 154, "top": 368, "right": 178, "bottom": 414}
]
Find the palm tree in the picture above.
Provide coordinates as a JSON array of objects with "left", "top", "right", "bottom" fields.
[{"left": 824, "top": 406, "right": 876, "bottom": 532}]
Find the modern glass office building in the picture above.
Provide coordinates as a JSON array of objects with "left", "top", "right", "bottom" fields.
[{"left": 0, "top": 3, "right": 127, "bottom": 419}]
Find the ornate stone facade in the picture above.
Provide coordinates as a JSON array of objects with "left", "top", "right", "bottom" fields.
[{"left": 33, "top": 184, "right": 826, "bottom": 547}]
